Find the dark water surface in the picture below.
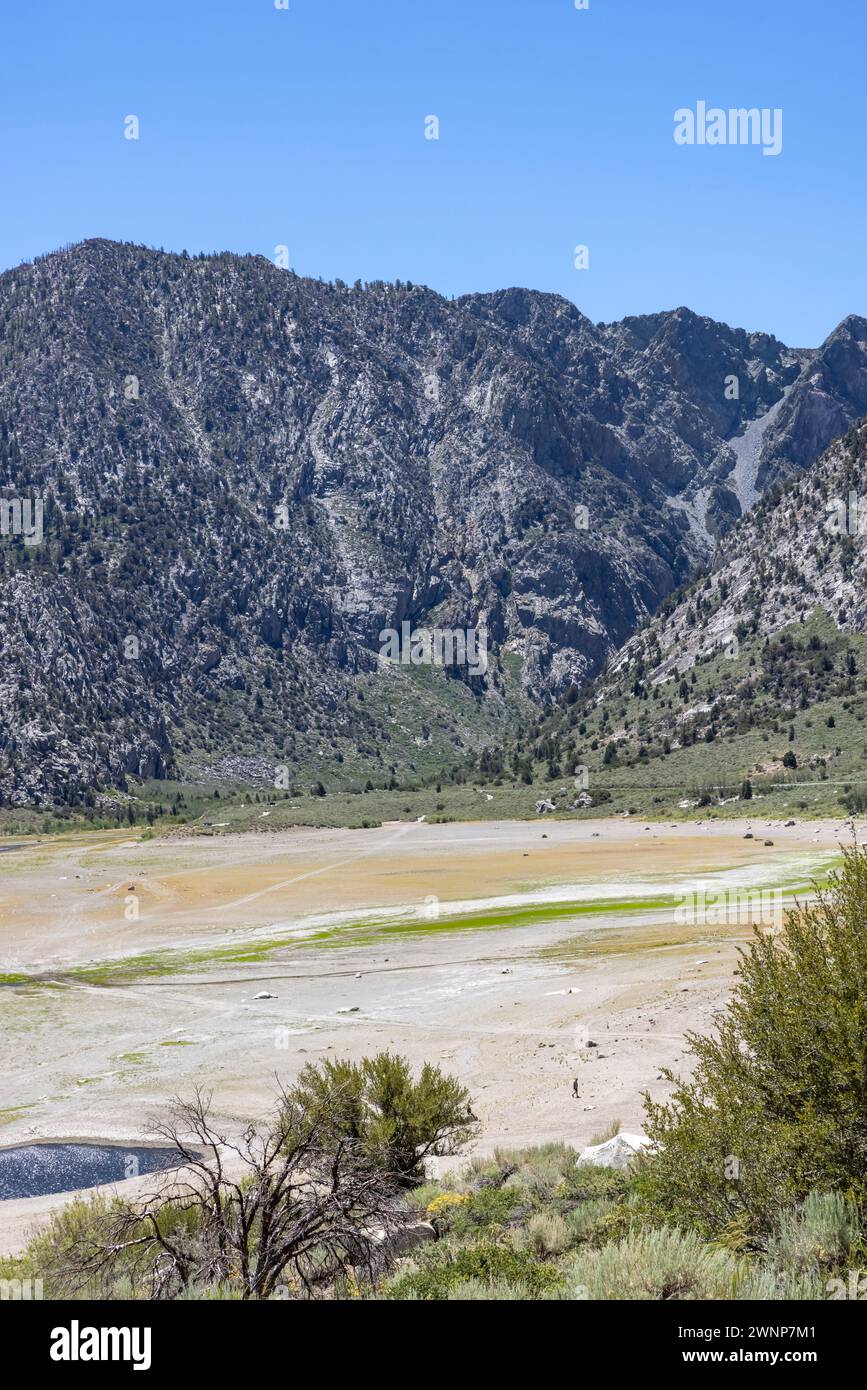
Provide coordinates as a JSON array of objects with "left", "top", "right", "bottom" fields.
[{"left": 0, "top": 1142, "right": 186, "bottom": 1199}]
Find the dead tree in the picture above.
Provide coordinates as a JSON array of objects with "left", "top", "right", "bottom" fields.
[{"left": 61, "top": 1084, "right": 403, "bottom": 1300}]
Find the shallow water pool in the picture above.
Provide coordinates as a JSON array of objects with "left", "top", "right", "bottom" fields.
[{"left": 0, "top": 1142, "right": 187, "bottom": 1200}]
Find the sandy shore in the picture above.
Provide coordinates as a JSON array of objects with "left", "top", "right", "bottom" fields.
[{"left": 0, "top": 815, "right": 851, "bottom": 1254}]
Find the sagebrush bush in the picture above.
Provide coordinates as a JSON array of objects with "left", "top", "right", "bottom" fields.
[
  {"left": 559, "top": 1226, "right": 749, "bottom": 1301},
  {"left": 517, "top": 1212, "right": 572, "bottom": 1258},
  {"left": 482, "top": 1143, "right": 578, "bottom": 1201},
  {"left": 564, "top": 1162, "right": 629, "bottom": 1204},
  {"left": 767, "top": 1190, "right": 861, "bottom": 1275},
  {"left": 445, "top": 1279, "right": 531, "bottom": 1301},
  {"left": 458, "top": 1143, "right": 576, "bottom": 1199},
  {"left": 735, "top": 1267, "right": 827, "bottom": 1300},
  {"left": 403, "top": 1182, "right": 445, "bottom": 1213},
  {"left": 385, "top": 1240, "right": 562, "bottom": 1300},
  {"left": 563, "top": 1197, "right": 620, "bottom": 1245}
]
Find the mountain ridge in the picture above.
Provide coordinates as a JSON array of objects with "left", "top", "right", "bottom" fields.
[{"left": 2, "top": 239, "right": 867, "bottom": 805}]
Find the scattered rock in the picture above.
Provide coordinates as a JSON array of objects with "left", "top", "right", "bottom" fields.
[
  {"left": 369, "top": 1221, "right": 437, "bottom": 1255},
  {"left": 388, "top": 1221, "right": 437, "bottom": 1255}
]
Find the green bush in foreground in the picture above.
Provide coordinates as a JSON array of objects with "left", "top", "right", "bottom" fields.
[
  {"left": 285, "top": 1051, "right": 478, "bottom": 1185},
  {"left": 767, "top": 1190, "right": 863, "bottom": 1277},
  {"left": 385, "top": 1240, "right": 563, "bottom": 1300},
  {"left": 640, "top": 845, "right": 867, "bottom": 1241},
  {"left": 3, "top": 1136, "right": 862, "bottom": 1301},
  {"left": 377, "top": 1147, "right": 862, "bottom": 1300},
  {"left": 555, "top": 1226, "right": 827, "bottom": 1302}
]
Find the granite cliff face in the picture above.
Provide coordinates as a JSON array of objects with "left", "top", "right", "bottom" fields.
[
  {"left": 1, "top": 240, "right": 866, "bottom": 803},
  {"left": 609, "top": 418, "right": 867, "bottom": 692}
]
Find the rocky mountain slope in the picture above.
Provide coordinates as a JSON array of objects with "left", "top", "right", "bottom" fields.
[
  {"left": 610, "top": 419, "right": 867, "bottom": 688},
  {"left": 502, "top": 421, "right": 867, "bottom": 823},
  {"left": 2, "top": 239, "right": 867, "bottom": 805}
]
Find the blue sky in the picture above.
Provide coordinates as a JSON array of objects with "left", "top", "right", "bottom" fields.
[{"left": 0, "top": 0, "right": 861, "bottom": 345}]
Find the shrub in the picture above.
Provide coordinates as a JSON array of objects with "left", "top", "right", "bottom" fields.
[
  {"left": 640, "top": 845, "right": 867, "bottom": 1239},
  {"left": 435, "top": 1185, "right": 518, "bottom": 1235},
  {"left": 564, "top": 1163, "right": 630, "bottom": 1204},
  {"left": 385, "top": 1240, "right": 562, "bottom": 1300},
  {"left": 563, "top": 1197, "right": 622, "bottom": 1246},
  {"left": 445, "top": 1278, "right": 531, "bottom": 1301},
  {"left": 175, "top": 1282, "right": 245, "bottom": 1301},
  {"left": 285, "top": 1052, "right": 478, "bottom": 1185},
  {"left": 735, "top": 1266, "right": 826, "bottom": 1300},
  {"left": 458, "top": 1154, "right": 520, "bottom": 1189},
  {"left": 425, "top": 1192, "right": 469, "bottom": 1219},
  {"left": 492, "top": 1142, "right": 578, "bottom": 1201},
  {"left": 767, "top": 1191, "right": 860, "bottom": 1277},
  {"left": 518, "top": 1212, "right": 572, "bottom": 1258},
  {"left": 0, "top": 1191, "right": 206, "bottom": 1300},
  {"left": 559, "top": 1225, "right": 750, "bottom": 1300}
]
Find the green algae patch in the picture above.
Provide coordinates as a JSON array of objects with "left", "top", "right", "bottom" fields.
[
  {"left": 0, "top": 1106, "right": 32, "bottom": 1127},
  {"left": 331, "top": 894, "right": 678, "bottom": 948},
  {"left": 63, "top": 932, "right": 333, "bottom": 984},
  {"left": 55, "top": 894, "right": 672, "bottom": 984},
  {"left": 30, "top": 854, "right": 842, "bottom": 987}
]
